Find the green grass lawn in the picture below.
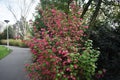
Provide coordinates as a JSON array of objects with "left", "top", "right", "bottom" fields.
[{"left": 0, "top": 46, "right": 11, "bottom": 60}]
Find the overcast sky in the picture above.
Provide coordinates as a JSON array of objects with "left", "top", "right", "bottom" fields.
[
  {"left": 0, "top": 0, "right": 39, "bottom": 24},
  {"left": 0, "top": 0, "right": 90, "bottom": 25}
]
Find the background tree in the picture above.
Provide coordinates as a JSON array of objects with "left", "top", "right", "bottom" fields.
[
  {"left": 0, "top": 26, "right": 14, "bottom": 40},
  {"left": 88, "top": 0, "right": 120, "bottom": 79},
  {"left": 6, "top": 0, "right": 36, "bottom": 39},
  {"left": 0, "top": 22, "right": 4, "bottom": 33}
]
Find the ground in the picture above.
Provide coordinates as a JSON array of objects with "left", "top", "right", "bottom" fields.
[{"left": 0, "top": 46, "right": 32, "bottom": 80}]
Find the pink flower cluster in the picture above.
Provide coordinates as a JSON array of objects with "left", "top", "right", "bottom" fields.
[{"left": 25, "top": 3, "right": 90, "bottom": 80}]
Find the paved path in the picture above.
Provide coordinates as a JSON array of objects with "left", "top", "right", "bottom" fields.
[{"left": 0, "top": 46, "right": 32, "bottom": 80}]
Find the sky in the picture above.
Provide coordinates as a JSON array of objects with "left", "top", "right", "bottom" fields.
[
  {"left": 0, "top": 0, "right": 39, "bottom": 24},
  {"left": 0, "top": 0, "right": 90, "bottom": 25}
]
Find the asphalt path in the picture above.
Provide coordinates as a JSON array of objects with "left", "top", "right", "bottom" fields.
[{"left": 0, "top": 46, "right": 32, "bottom": 80}]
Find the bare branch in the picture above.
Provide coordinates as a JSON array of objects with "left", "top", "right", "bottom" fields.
[
  {"left": 24, "top": 0, "right": 35, "bottom": 18},
  {"left": 7, "top": 5, "right": 18, "bottom": 21}
]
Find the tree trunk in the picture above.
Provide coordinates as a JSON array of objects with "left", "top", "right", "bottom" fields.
[
  {"left": 89, "top": 0, "right": 102, "bottom": 27},
  {"left": 80, "top": 0, "right": 93, "bottom": 18}
]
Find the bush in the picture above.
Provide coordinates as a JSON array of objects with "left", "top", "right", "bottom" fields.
[
  {"left": 0, "top": 39, "right": 27, "bottom": 48},
  {"left": 25, "top": 3, "right": 100, "bottom": 80},
  {"left": 90, "top": 22, "right": 120, "bottom": 80}
]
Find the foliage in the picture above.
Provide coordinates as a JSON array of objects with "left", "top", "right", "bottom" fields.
[
  {"left": 0, "top": 39, "right": 27, "bottom": 48},
  {"left": 25, "top": 3, "right": 100, "bottom": 80},
  {"left": 0, "top": 26, "right": 14, "bottom": 40},
  {"left": 87, "top": 1, "right": 120, "bottom": 79},
  {"left": 68, "top": 40, "right": 100, "bottom": 80},
  {"left": 0, "top": 46, "right": 11, "bottom": 60},
  {"left": 90, "top": 21, "right": 120, "bottom": 79},
  {"left": 33, "top": 5, "right": 47, "bottom": 31},
  {"left": 32, "top": 0, "right": 82, "bottom": 32},
  {"left": 81, "top": 0, "right": 120, "bottom": 79},
  {"left": 40, "top": 0, "right": 73, "bottom": 14}
]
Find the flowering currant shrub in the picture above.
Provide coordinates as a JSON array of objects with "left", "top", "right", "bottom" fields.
[{"left": 25, "top": 4, "right": 100, "bottom": 80}]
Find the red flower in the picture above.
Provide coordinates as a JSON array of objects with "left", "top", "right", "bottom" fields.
[
  {"left": 66, "top": 68, "right": 71, "bottom": 71},
  {"left": 67, "top": 59, "right": 71, "bottom": 63},
  {"left": 74, "top": 64, "right": 78, "bottom": 69},
  {"left": 52, "top": 47, "right": 56, "bottom": 53},
  {"left": 84, "top": 26, "right": 89, "bottom": 29},
  {"left": 51, "top": 9, "right": 56, "bottom": 14}
]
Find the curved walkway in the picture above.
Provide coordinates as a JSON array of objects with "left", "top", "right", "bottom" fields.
[{"left": 0, "top": 46, "right": 32, "bottom": 80}]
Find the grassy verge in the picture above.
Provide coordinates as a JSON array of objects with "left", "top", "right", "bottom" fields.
[{"left": 0, "top": 46, "right": 11, "bottom": 60}]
